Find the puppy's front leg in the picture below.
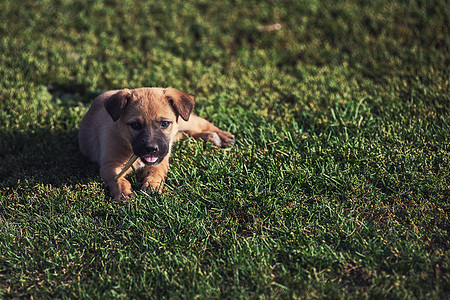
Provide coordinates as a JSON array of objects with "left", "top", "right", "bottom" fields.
[
  {"left": 100, "top": 162, "right": 135, "bottom": 202},
  {"left": 140, "top": 156, "right": 169, "bottom": 194}
]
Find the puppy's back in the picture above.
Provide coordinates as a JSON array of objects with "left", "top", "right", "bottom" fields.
[{"left": 78, "top": 91, "right": 118, "bottom": 163}]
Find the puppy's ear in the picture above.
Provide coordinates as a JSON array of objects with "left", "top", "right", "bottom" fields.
[
  {"left": 164, "top": 88, "right": 195, "bottom": 121},
  {"left": 104, "top": 89, "right": 132, "bottom": 121}
]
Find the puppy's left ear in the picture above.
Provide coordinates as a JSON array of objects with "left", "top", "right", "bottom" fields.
[
  {"left": 164, "top": 88, "right": 195, "bottom": 121},
  {"left": 104, "top": 89, "right": 132, "bottom": 121}
]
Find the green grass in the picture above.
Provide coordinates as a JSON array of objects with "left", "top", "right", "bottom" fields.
[{"left": 0, "top": 0, "right": 448, "bottom": 298}]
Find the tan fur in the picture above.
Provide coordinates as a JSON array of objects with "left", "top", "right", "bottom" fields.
[{"left": 79, "top": 87, "right": 234, "bottom": 202}]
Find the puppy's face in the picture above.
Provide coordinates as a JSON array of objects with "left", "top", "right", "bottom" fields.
[
  {"left": 123, "top": 93, "right": 175, "bottom": 166},
  {"left": 104, "top": 88, "right": 194, "bottom": 166}
]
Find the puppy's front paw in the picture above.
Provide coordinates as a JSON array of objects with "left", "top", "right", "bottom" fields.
[
  {"left": 141, "top": 182, "right": 164, "bottom": 194},
  {"left": 113, "top": 191, "right": 136, "bottom": 204}
]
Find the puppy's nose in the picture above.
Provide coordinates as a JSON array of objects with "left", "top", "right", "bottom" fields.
[{"left": 145, "top": 145, "right": 158, "bottom": 153}]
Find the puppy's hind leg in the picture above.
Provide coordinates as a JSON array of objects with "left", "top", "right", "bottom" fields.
[{"left": 178, "top": 115, "right": 235, "bottom": 147}]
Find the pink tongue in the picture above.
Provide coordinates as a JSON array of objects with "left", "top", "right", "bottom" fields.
[{"left": 144, "top": 156, "right": 158, "bottom": 163}]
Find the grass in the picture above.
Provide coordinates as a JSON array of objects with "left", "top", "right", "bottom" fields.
[{"left": 0, "top": 0, "right": 449, "bottom": 298}]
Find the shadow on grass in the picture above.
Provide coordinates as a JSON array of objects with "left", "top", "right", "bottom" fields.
[
  {"left": 0, "top": 85, "right": 106, "bottom": 191},
  {"left": 0, "top": 126, "right": 99, "bottom": 191}
]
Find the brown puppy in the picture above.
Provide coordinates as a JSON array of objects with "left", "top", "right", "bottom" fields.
[{"left": 78, "top": 87, "right": 234, "bottom": 202}]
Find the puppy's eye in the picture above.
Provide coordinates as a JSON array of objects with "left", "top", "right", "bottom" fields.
[
  {"left": 160, "top": 121, "right": 171, "bottom": 129},
  {"left": 128, "top": 122, "right": 142, "bottom": 130}
]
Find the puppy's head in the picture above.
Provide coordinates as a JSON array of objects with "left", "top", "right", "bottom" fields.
[{"left": 104, "top": 87, "right": 194, "bottom": 166}]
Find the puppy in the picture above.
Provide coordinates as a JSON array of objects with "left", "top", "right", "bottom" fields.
[{"left": 78, "top": 87, "right": 234, "bottom": 202}]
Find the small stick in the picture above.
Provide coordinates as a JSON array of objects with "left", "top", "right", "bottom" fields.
[
  {"left": 258, "top": 23, "right": 281, "bottom": 31},
  {"left": 114, "top": 154, "right": 139, "bottom": 181}
]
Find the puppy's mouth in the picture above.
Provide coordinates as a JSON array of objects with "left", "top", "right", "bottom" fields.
[{"left": 141, "top": 155, "right": 162, "bottom": 166}]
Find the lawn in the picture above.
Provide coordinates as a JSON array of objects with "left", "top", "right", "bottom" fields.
[{"left": 0, "top": 0, "right": 448, "bottom": 298}]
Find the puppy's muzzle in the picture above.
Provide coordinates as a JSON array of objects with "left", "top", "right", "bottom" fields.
[{"left": 133, "top": 130, "right": 169, "bottom": 166}]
